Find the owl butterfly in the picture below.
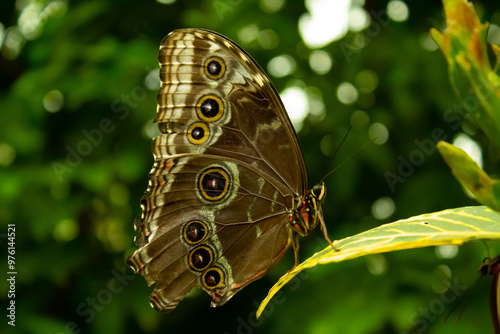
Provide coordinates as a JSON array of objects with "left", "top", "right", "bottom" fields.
[{"left": 127, "top": 28, "right": 334, "bottom": 312}]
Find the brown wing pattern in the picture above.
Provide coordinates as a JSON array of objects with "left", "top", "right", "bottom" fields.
[
  {"left": 155, "top": 29, "right": 307, "bottom": 193},
  {"left": 127, "top": 29, "right": 306, "bottom": 311}
]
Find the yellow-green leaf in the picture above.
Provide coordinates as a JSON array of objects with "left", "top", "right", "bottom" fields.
[
  {"left": 437, "top": 141, "right": 500, "bottom": 211},
  {"left": 431, "top": 0, "right": 500, "bottom": 149},
  {"left": 429, "top": 28, "right": 449, "bottom": 57},
  {"left": 257, "top": 205, "right": 500, "bottom": 318},
  {"left": 441, "top": 0, "right": 489, "bottom": 70}
]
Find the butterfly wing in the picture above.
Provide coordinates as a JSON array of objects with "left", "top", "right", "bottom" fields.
[
  {"left": 127, "top": 29, "right": 307, "bottom": 311},
  {"left": 156, "top": 29, "right": 307, "bottom": 192}
]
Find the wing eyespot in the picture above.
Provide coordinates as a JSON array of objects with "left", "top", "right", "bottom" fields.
[
  {"left": 187, "top": 122, "right": 210, "bottom": 145},
  {"left": 204, "top": 56, "right": 225, "bottom": 80},
  {"left": 197, "top": 95, "right": 224, "bottom": 122},
  {"left": 188, "top": 245, "right": 214, "bottom": 272},
  {"left": 197, "top": 167, "right": 231, "bottom": 202},
  {"left": 183, "top": 220, "right": 208, "bottom": 244},
  {"left": 202, "top": 267, "right": 225, "bottom": 289}
]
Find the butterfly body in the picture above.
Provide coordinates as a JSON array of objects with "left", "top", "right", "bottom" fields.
[{"left": 127, "top": 29, "right": 329, "bottom": 312}]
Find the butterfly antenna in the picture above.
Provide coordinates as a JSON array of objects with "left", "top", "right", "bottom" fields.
[
  {"left": 319, "top": 133, "right": 379, "bottom": 184},
  {"left": 443, "top": 247, "right": 493, "bottom": 324},
  {"left": 444, "top": 274, "right": 484, "bottom": 323},
  {"left": 319, "top": 124, "right": 352, "bottom": 182}
]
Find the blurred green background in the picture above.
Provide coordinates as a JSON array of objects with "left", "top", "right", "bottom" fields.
[{"left": 2, "top": 0, "right": 500, "bottom": 333}]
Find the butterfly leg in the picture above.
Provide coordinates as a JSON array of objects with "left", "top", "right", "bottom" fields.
[
  {"left": 319, "top": 213, "right": 338, "bottom": 251},
  {"left": 291, "top": 232, "right": 301, "bottom": 268}
]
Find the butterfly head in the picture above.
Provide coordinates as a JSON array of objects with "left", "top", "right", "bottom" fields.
[
  {"left": 289, "top": 182, "right": 326, "bottom": 236},
  {"left": 312, "top": 182, "right": 327, "bottom": 202}
]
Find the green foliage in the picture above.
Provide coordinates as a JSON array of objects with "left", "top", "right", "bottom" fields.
[
  {"left": 258, "top": 205, "right": 500, "bottom": 318},
  {"left": 431, "top": 0, "right": 500, "bottom": 149},
  {"left": 2, "top": 0, "right": 500, "bottom": 334},
  {"left": 258, "top": 0, "right": 500, "bottom": 327},
  {"left": 431, "top": 0, "right": 500, "bottom": 216},
  {"left": 437, "top": 141, "right": 500, "bottom": 211}
]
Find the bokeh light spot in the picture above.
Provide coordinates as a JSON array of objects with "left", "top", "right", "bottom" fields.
[
  {"left": 435, "top": 245, "right": 459, "bottom": 259},
  {"left": 356, "top": 69, "right": 379, "bottom": 92},
  {"left": 487, "top": 24, "right": 500, "bottom": 45},
  {"left": 145, "top": 69, "right": 160, "bottom": 90},
  {"left": 309, "top": 50, "right": 332, "bottom": 75},
  {"left": 366, "top": 254, "right": 388, "bottom": 275},
  {"left": 387, "top": 0, "right": 409, "bottom": 22},
  {"left": 259, "top": 29, "right": 279, "bottom": 49},
  {"left": 350, "top": 110, "right": 370, "bottom": 128},
  {"left": 369, "top": 122, "right": 389, "bottom": 145},
  {"left": 144, "top": 119, "right": 160, "bottom": 139},
  {"left": 419, "top": 33, "right": 438, "bottom": 51},
  {"left": 53, "top": 219, "right": 79, "bottom": 242},
  {"left": 238, "top": 24, "right": 259, "bottom": 43},
  {"left": 281, "top": 85, "right": 308, "bottom": 131},
  {"left": 320, "top": 134, "right": 335, "bottom": 156},
  {"left": 348, "top": 5, "right": 370, "bottom": 32},
  {"left": 18, "top": 3, "right": 43, "bottom": 40},
  {"left": 337, "top": 82, "right": 358, "bottom": 105},
  {"left": 268, "top": 55, "right": 296, "bottom": 77},
  {"left": 259, "top": 0, "right": 285, "bottom": 13},
  {"left": 299, "top": 0, "right": 351, "bottom": 48},
  {"left": 0, "top": 143, "right": 16, "bottom": 167},
  {"left": 3, "top": 27, "right": 24, "bottom": 59},
  {"left": 371, "top": 196, "right": 395, "bottom": 220},
  {"left": 306, "top": 86, "right": 325, "bottom": 118},
  {"left": 452, "top": 133, "right": 483, "bottom": 169},
  {"left": 43, "top": 90, "right": 64, "bottom": 113}
]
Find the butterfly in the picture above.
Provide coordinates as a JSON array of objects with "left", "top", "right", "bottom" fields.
[{"left": 127, "top": 28, "right": 334, "bottom": 312}]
